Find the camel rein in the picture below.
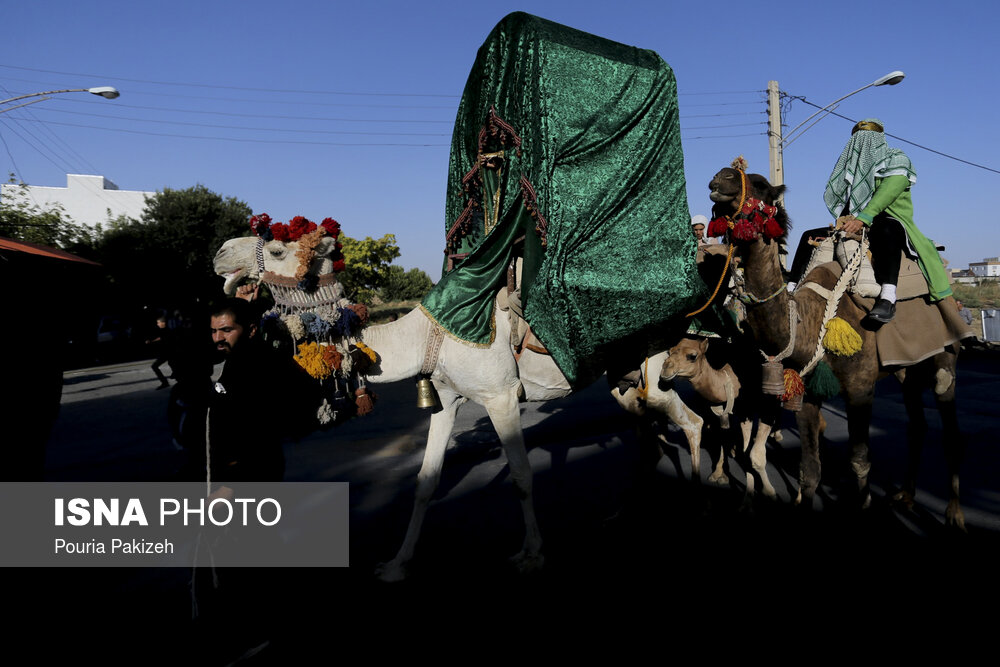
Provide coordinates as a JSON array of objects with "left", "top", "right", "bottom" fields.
[{"left": 686, "top": 171, "right": 747, "bottom": 318}]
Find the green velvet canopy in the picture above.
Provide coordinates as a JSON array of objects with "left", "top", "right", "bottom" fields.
[{"left": 420, "top": 11, "right": 705, "bottom": 387}]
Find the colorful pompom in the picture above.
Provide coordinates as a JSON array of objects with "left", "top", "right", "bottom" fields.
[
  {"left": 781, "top": 368, "right": 805, "bottom": 401},
  {"left": 355, "top": 387, "right": 376, "bottom": 416},
  {"left": 805, "top": 360, "right": 841, "bottom": 398},
  {"left": 823, "top": 317, "right": 863, "bottom": 356}
]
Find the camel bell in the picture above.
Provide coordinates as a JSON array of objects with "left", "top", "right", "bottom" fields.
[{"left": 415, "top": 377, "right": 441, "bottom": 409}]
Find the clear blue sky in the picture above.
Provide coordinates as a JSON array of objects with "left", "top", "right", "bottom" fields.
[{"left": 3, "top": 0, "right": 996, "bottom": 282}]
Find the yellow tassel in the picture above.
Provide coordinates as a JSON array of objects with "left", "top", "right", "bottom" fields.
[{"left": 823, "top": 317, "right": 862, "bottom": 356}]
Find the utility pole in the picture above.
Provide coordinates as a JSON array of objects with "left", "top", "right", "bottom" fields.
[{"left": 767, "top": 80, "right": 783, "bottom": 188}]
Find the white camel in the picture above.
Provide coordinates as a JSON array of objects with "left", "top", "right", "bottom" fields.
[{"left": 215, "top": 234, "right": 705, "bottom": 581}]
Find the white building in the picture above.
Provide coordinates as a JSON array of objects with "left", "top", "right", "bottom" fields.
[
  {"left": 0, "top": 174, "right": 154, "bottom": 227},
  {"left": 969, "top": 257, "right": 1000, "bottom": 279}
]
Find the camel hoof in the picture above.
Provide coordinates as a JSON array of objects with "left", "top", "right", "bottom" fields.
[
  {"left": 946, "top": 501, "right": 967, "bottom": 533},
  {"left": 374, "top": 560, "right": 408, "bottom": 583},
  {"left": 707, "top": 471, "right": 730, "bottom": 487},
  {"left": 771, "top": 429, "right": 783, "bottom": 443},
  {"left": 891, "top": 490, "right": 915, "bottom": 511},
  {"left": 510, "top": 550, "right": 544, "bottom": 575}
]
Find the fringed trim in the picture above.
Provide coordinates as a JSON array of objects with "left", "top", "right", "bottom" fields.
[
  {"left": 444, "top": 107, "right": 524, "bottom": 261},
  {"left": 264, "top": 274, "right": 346, "bottom": 312},
  {"left": 478, "top": 106, "right": 522, "bottom": 155},
  {"left": 519, "top": 175, "right": 548, "bottom": 248},
  {"left": 417, "top": 303, "right": 495, "bottom": 348},
  {"left": 263, "top": 271, "right": 340, "bottom": 289}
]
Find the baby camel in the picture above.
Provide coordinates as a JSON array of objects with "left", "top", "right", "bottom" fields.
[{"left": 660, "top": 337, "right": 778, "bottom": 503}]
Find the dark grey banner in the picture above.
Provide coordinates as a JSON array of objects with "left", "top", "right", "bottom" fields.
[{"left": 0, "top": 482, "right": 349, "bottom": 567}]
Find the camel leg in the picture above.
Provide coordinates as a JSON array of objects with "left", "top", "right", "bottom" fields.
[
  {"left": 932, "top": 352, "right": 966, "bottom": 531},
  {"left": 375, "top": 387, "right": 463, "bottom": 582},
  {"left": 746, "top": 420, "right": 777, "bottom": 501},
  {"left": 895, "top": 372, "right": 927, "bottom": 512},
  {"left": 738, "top": 419, "right": 754, "bottom": 506},
  {"left": 484, "top": 384, "right": 544, "bottom": 574},
  {"left": 794, "top": 400, "right": 823, "bottom": 508},
  {"left": 707, "top": 434, "right": 729, "bottom": 487},
  {"left": 653, "top": 388, "right": 705, "bottom": 484},
  {"left": 846, "top": 396, "right": 874, "bottom": 510}
]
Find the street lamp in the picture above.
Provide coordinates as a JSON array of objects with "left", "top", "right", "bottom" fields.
[
  {"left": 0, "top": 86, "right": 121, "bottom": 114},
  {"left": 766, "top": 71, "right": 904, "bottom": 187}
]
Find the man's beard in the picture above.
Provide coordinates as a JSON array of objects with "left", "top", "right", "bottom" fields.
[{"left": 212, "top": 344, "right": 232, "bottom": 362}]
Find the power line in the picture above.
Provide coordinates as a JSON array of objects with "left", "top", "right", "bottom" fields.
[
  {"left": 681, "top": 121, "right": 766, "bottom": 130},
  {"left": 0, "top": 64, "right": 459, "bottom": 98},
  {"left": 682, "top": 132, "right": 766, "bottom": 140},
  {"left": 57, "top": 97, "right": 453, "bottom": 124},
  {"left": 3, "top": 118, "right": 449, "bottom": 147},
  {"left": 1, "top": 83, "right": 459, "bottom": 111},
  {"left": 18, "top": 108, "right": 450, "bottom": 137},
  {"left": 0, "top": 84, "right": 104, "bottom": 176},
  {"left": 679, "top": 90, "right": 763, "bottom": 96},
  {"left": 790, "top": 96, "right": 1000, "bottom": 175}
]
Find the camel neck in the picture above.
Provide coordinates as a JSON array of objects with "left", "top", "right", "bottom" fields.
[
  {"left": 358, "top": 308, "right": 429, "bottom": 382},
  {"left": 742, "top": 238, "right": 794, "bottom": 357}
]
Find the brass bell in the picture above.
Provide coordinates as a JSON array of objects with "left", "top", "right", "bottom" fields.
[{"left": 415, "top": 376, "right": 441, "bottom": 410}]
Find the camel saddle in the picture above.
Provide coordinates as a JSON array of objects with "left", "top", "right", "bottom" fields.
[
  {"left": 496, "top": 255, "right": 550, "bottom": 359},
  {"left": 800, "top": 260, "right": 974, "bottom": 366}
]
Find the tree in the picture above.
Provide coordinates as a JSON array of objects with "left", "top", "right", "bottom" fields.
[
  {"left": 378, "top": 265, "right": 434, "bottom": 302},
  {"left": 95, "top": 184, "right": 252, "bottom": 310},
  {"left": 0, "top": 179, "right": 96, "bottom": 253},
  {"left": 338, "top": 233, "right": 401, "bottom": 303}
]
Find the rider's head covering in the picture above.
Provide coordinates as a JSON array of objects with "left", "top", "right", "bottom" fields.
[{"left": 823, "top": 118, "right": 916, "bottom": 218}]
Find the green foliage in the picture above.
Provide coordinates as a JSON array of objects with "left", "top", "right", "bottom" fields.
[
  {"left": 94, "top": 184, "right": 252, "bottom": 308},
  {"left": 378, "top": 265, "right": 434, "bottom": 302},
  {"left": 0, "top": 180, "right": 97, "bottom": 253},
  {"left": 338, "top": 233, "right": 401, "bottom": 303},
  {"left": 952, "top": 282, "right": 1000, "bottom": 309}
]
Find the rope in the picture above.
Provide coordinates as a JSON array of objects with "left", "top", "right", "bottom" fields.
[
  {"left": 686, "top": 241, "right": 735, "bottom": 318},
  {"left": 760, "top": 299, "right": 798, "bottom": 364},
  {"left": 800, "top": 230, "right": 869, "bottom": 376},
  {"left": 637, "top": 356, "right": 650, "bottom": 402},
  {"left": 738, "top": 280, "right": 786, "bottom": 305},
  {"left": 687, "top": 169, "right": 747, "bottom": 318}
]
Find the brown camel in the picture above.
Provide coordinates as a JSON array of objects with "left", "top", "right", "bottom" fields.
[{"left": 707, "top": 166, "right": 965, "bottom": 529}]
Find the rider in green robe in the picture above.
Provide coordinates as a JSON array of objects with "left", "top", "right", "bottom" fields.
[{"left": 824, "top": 118, "right": 952, "bottom": 322}]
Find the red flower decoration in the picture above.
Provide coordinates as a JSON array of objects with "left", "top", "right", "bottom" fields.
[
  {"left": 707, "top": 217, "right": 730, "bottom": 237},
  {"left": 332, "top": 259, "right": 346, "bottom": 273},
  {"left": 321, "top": 218, "right": 341, "bottom": 237},
  {"left": 249, "top": 213, "right": 272, "bottom": 233},
  {"left": 763, "top": 218, "right": 784, "bottom": 239},
  {"left": 732, "top": 220, "right": 759, "bottom": 241},
  {"left": 271, "top": 223, "right": 291, "bottom": 242},
  {"left": 288, "top": 216, "right": 317, "bottom": 240}
]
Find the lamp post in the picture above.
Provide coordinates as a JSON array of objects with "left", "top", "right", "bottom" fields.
[
  {"left": 767, "top": 71, "right": 904, "bottom": 187},
  {"left": 0, "top": 86, "right": 121, "bottom": 114}
]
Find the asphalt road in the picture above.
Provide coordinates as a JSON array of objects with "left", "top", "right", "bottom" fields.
[{"left": 20, "top": 346, "right": 1000, "bottom": 660}]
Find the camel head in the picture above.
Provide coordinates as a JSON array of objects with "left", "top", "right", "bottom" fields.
[
  {"left": 660, "top": 337, "right": 709, "bottom": 383},
  {"left": 707, "top": 165, "right": 790, "bottom": 243},
  {"left": 214, "top": 215, "right": 345, "bottom": 296},
  {"left": 214, "top": 235, "right": 343, "bottom": 295}
]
